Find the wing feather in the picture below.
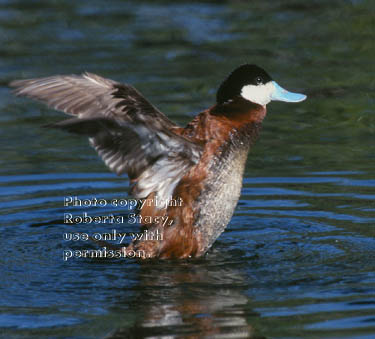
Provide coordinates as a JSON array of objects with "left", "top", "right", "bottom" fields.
[{"left": 11, "top": 73, "right": 202, "bottom": 202}]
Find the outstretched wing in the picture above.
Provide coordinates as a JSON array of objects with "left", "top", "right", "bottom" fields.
[
  {"left": 10, "top": 73, "right": 202, "bottom": 201},
  {"left": 10, "top": 72, "right": 175, "bottom": 127}
]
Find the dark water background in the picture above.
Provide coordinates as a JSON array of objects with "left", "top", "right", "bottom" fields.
[{"left": 1, "top": 0, "right": 374, "bottom": 338}]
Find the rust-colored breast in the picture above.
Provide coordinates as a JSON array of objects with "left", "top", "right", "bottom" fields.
[{"left": 125, "top": 99, "right": 267, "bottom": 259}]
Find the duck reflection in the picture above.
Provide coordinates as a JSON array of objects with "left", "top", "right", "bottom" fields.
[{"left": 108, "top": 250, "right": 265, "bottom": 338}]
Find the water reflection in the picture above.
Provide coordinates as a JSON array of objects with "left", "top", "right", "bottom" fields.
[{"left": 110, "top": 258, "right": 261, "bottom": 338}]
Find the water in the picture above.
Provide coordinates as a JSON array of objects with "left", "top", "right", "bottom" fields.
[{"left": 1, "top": 0, "right": 374, "bottom": 338}]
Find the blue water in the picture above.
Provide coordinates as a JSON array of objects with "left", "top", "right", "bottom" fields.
[{"left": 1, "top": 0, "right": 374, "bottom": 338}]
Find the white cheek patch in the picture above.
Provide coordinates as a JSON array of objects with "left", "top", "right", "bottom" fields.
[{"left": 240, "top": 82, "right": 275, "bottom": 106}]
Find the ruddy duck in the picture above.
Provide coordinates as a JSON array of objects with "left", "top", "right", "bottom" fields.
[{"left": 10, "top": 64, "right": 306, "bottom": 259}]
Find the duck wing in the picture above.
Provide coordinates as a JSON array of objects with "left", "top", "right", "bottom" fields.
[
  {"left": 10, "top": 73, "right": 202, "bottom": 201},
  {"left": 10, "top": 72, "right": 176, "bottom": 126}
]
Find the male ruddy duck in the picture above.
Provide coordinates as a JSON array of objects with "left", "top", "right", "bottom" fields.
[{"left": 10, "top": 64, "right": 306, "bottom": 259}]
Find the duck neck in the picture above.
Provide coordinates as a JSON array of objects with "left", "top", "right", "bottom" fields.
[
  {"left": 184, "top": 97, "right": 266, "bottom": 146},
  {"left": 212, "top": 96, "right": 267, "bottom": 125},
  {"left": 208, "top": 97, "right": 266, "bottom": 150}
]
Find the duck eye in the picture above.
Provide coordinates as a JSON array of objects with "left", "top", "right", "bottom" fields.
[{"left": 255, "top": 76, "right": 263, "bottom": 85}]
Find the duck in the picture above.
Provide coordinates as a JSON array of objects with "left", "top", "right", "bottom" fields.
[{"left": 10, "top": 64, "right": 306, "bottom": 259}]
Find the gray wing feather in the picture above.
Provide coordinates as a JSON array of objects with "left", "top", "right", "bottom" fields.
[{"left": 11, "top": 73, "right": 202, "bottom": 200}]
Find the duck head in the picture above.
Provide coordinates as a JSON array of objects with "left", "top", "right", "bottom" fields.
[{"left": 216, "top": 64, "right": 306, "bottom": 106}]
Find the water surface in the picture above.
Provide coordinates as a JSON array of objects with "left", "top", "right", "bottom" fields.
[{"left": 0, "top": 0, "right": 374, "bottom": 338}]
